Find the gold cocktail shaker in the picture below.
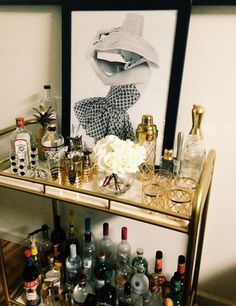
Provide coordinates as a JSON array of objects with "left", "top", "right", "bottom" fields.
[{"left": 136, "top": 115, "right": 158, "bottom": 180}]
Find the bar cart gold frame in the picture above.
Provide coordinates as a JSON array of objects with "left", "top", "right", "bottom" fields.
[{"left": 0, "top": 120, "right": 216, "bottom": 306}]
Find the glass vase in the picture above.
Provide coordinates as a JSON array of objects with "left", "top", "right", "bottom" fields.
[{"left": 97, "top": 172, "right": 134, "bottom": 195}]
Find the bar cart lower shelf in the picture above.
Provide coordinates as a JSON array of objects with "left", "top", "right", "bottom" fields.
[{"left": 0, "top": 125, "right": 215, "bottom": 306}]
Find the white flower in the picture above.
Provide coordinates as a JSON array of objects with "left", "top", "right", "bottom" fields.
[{"left": 93, "top": 135, "right": 146, "bottom": 175}]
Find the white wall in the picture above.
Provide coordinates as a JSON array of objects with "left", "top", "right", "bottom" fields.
[
  {"left": 0, "top": 5, "right": 235, "bottom": 304},
  {"left": 176, "top": 6, "right": 236, "bottom": 303}
]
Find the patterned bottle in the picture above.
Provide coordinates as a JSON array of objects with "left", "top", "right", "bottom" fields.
[{"left": 136, "top": 115, "right": 158, "bottom": 180}]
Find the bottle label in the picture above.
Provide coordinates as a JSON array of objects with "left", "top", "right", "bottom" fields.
[
  {"left": 15, "top": 139, "right": 30, "bottom": 166},
  {"left": 24, "top": 278, "right": 40, "bottom": 305},
  {"left": 83, "top": 259, "right": 92, "bottom": 268},
  {"left": 178, "top": 263, "right": 185, "bottom": 275},
  {"left": 155, "top": 259, "right": 162, "bottom": 271},
  {"left": 94, "top": 277, "right": 105, "bottom": 289}
]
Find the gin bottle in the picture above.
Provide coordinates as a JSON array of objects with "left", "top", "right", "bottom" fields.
[
  {"left": 10, "top": 117, "right": 32, "bottom": 169},
  {"left": 180, "top": 105, "right": 206, "bottom": 183},
  {"left": 136, "top": 115, "right": 158, "bottom": 181}
]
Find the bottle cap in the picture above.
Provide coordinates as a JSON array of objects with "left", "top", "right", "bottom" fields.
[
  {"left": 44, "top": 85, "right": 51, "bottom": 89},
  {"left": 164, "top": 149, "right": 174, "bottom": 161},
  {"left": 85, "top": 217, "right": 91, "bottom": 231},
  {"left": 178, "top": 255, "right": 185, "bottom": 264},
  {"left": 165, "top": 298, "right": 174, "bottom": 306},
  {"left": 98, "top": 251, "right": 106, "bottom": 261},
  {"left": 78, "top": 274, "right": 86, "bottom": 285},
  {"left": 156, "top": 250, "right": 163, "bottom": 259},
  {"left": 121, "top": 226, "right": 127, "bottom": 240},
  {"left": 136, "top": 247, "right": 144, "bottom": 256},
  {"left": 70, "top": 244, "right": 77, "bottom": 258},
  {"left": 103, "top": 222, "right": 109, "bottom": 236},
  {"left": 24, "top": 249, "right": 32, "bottom": 257},
  {"left": 142, "top": 114, "right": 153, "bottom": 125},
  {"left": 15, "top": 117, "right": 25, "bottom": 128},
  {"left": 31, "top": 246, "right": 38, "bottom": 256}
]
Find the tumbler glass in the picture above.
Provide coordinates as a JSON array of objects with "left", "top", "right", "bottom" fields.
[{"left": 64, "top": 157, "right": 83, "bottom": 188}]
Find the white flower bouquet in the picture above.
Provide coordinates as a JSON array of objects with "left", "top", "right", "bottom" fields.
[{"left": 93, "top": 135, "right": 146, "bottom": 194}]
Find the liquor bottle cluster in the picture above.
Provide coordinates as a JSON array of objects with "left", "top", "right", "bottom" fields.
[{"left": 21, "top": 212, "right": 186, "bottom": 306}]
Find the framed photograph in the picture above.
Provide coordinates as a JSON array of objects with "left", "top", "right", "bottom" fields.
[{"left": 62, "top": 1, "right": 191, "bottom": 162}]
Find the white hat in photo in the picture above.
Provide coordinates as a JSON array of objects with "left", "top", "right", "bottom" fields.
[{"left": 94, "top": 13, "right": 159, "bottom": 68}]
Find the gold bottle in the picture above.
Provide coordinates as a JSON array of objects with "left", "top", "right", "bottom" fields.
[
  {"left": 136, "top": 115, "right": 158, "bottom": 181},
  {"left": 189, "top": 104, "right": 205, "bottom": 138}
]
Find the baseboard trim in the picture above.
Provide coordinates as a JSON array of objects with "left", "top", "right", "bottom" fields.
[{"left": 197, "top": 290, "right": 236, "bottom": 306}]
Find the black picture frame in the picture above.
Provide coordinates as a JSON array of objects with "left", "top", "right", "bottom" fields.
[{"left": 62, "top": 0, "right": 191, "bottom": 158}]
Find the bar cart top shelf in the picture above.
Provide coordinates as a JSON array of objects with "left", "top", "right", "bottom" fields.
[{"left": 0, "top": 149, "right": 216, "bottom": 235}]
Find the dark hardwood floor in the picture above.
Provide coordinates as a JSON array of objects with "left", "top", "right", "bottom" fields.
[{"left": 0, "top": 238, "right": 25, "bottom": 305}]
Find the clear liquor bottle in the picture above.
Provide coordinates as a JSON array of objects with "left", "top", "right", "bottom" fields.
[
  {"left": 180, "top": 104, "right": 206, "bottom": 183},
  {"left": 116, "top": 254, "right": 132, "bottom": 301},
  {"left": 117, "top": 227, "right": 131, "bottom": 265},
  {"left": 73, "top": 274, "right": 94, "bottom": 304},
  {"left": 41, "top": 116, "right": 64, "bottom": 182},
  {"left": 130, "top": 264, "right": 149, "bottom": 305},
  {"left": 82, "top": 231, "right": 96, "bottom": 282},
  {"left": 81, "top": 217, "right": 96, "bottom": 253},
  {"left": 41, "top": 85, "right": 57, "bottom": 118},
  {"left": 131, "top": 248, "right": 148, "bottom": 276},
  {"left": 65, "top": 244, "right": 82, "bottom": 289},
  {"left": 10, "top": 117, "right": 32, "bottom": 169},
  {"left": 98, "top": 222, "right": 114, "bottom": 267}
]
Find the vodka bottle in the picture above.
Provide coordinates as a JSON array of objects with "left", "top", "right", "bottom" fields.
[
  {"left": 117, "top": 227, "right": 131, "bottom": 265},
  {"left": 180, "top": 105, "right": 206, "bottom": 183},
  {"left": 130, "top": 264, "right": 149, "bottom": 305},
  {"left": 98, "top": 222, "right": 114, "bottom": 267},
  {"left": 82, "top": 231, "right": 96, "bottom": 282},
  {"left": 10, "top": 117, "right": 32, "bottom": 169},
  {"left": 65, "top": 244, "right": 82, "bottom": 288}
]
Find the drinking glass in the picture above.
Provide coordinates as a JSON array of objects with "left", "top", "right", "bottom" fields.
[{"left": 64, "top": 157, "right": 83, "bottom": 188}]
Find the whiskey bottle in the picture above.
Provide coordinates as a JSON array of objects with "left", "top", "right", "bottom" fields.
[
  {"left": 136, "top": 115, "right": 158, "bottom": 181},
  {"left": 10, "top": 117, "right": 32, "bottom": 169},
  {"left": 180, "top": 104, "right": 206, "bottom": 183},
  {"left": 154, "top": 251, "right": 166, "bottom": 296}
]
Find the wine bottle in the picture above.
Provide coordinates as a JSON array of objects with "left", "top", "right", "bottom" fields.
[{"left": 51, "top": 215, "right": 66, "bottom": 264}]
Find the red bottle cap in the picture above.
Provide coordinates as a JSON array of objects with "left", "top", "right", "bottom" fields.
[
  {"left": 24, "top": 249, "right": 32, "bottom": 258},
  {"left": 15, "top": 117, "right": 25, "bottom": 128},
  {"left": 121, "top": 226, "right": 127, "bottom": 240},
  {"left": 103, "top": 222, "right": 109, "bottom": 236}
]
